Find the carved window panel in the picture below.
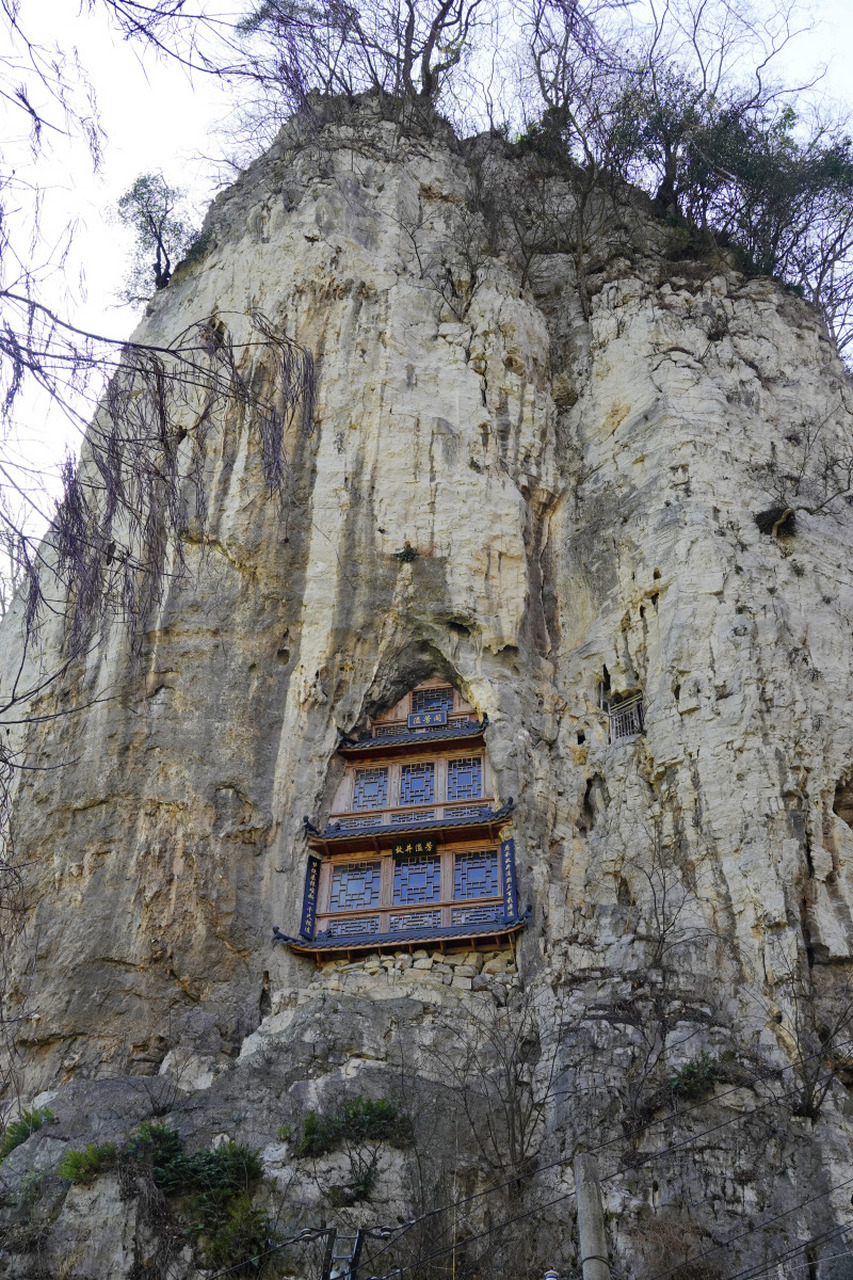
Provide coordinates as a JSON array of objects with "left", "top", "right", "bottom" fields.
[
  {"left": 400, "top": 762, "right": 435, "bottom": 806},
  {"left": 328, "top": 915, "right": 381, "bottom": 937},
  {"left": 352, "top": 767, "right": 389, "bottom": 811},
  {"left": 411, "top": 687, "right": 454, "bottom": 716},
  {"left": 449, "top": 804, "right": 486, "bottom": 819},
  {"left": 309, "top": 839, "right": 516, "bottom": 946},
  {"left": 451, "top": 904, "right": 503, "bottom": 926},
  {"left": 447, "top": 757, "right": 482, "bottom": 801},
  {"left": 394, "top": 854, "right": 442, "bottom": 905},
  {"left": 454, "top": 849, "right": 499, "bottom": 900},
  {"left": 390, "top": 910, "right": 442, "bottom": 932},
  {"left": 330, "top": 726, "right": 492, "bottom": 826},
  {"left": 329, "top": 861, "right": 381, "bottom": 912}
]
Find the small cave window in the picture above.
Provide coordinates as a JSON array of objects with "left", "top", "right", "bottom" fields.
[
  {"left": 599, "top": 682, "right": 644, "bottom": 742},
  {"left": 834, "top": 778, "right": 853, "bottom": 831}
]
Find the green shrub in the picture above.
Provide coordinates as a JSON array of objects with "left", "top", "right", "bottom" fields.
[
  {"left": 174, "top": 229, "right": 212, "bottom": 274},
  {"left": 296, "top": 1096, "right": 413, "bottom": 1157},
  {"left": 0, "top": 1108, "right": 54, "bottom": 1161},
  {"left": 199, "top": 1192, "right": 278, "bottom": 1277},
  {"left": 668, "top": 1052, "right": 721, "bottom": 1100},
  {"left": 179, "top": 1143, "right": 264, "bottom": 1233},
  {"left": 59, "top": 1142, "right": 116, "bottom": 1184},
  {"left": 61, "top": 1120, "right": 269, "bottom": 1270},
  {"left": 125, "top": 1123, "right": 262, "bottom": 1224},
  {"left": 125, "top": 1120, "right": 185, "bottom": 1189}
]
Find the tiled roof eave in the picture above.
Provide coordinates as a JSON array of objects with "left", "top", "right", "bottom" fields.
[
  {"left": 309, "top": 801, "right": 514, "bottom": 847},
  {"left": 281, "top": 917, "right": 526, "bottom": 958},
  {"left": 339, "top": 722, "right": 485, "bottom": 755}
]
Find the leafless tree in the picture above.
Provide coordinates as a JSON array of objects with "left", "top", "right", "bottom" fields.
[
  {"left": 235, "top": 0, "right": 498, "bottom": 118},
  {"left": 753, "top": 404, "right": 853, "bottom": 537},
  {"left": 424, "top": 988, "right": 564, "bottom": 1184}
]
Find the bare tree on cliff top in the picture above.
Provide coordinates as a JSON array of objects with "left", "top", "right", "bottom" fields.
[{"left": 518, "top": 0, "right": 853, "bottom": 355}]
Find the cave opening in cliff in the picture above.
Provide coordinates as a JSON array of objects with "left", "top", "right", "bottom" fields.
[{"left": 833, "top": 777, "right": 853, "bottom": 830}]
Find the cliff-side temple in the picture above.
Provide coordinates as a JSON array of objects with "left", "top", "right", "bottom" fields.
[{"left": 3, "top": 96, "right": 853, "bottom": 1279}]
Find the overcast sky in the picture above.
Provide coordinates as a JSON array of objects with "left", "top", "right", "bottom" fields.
[
  {"left": 29, "top": 0, "right": 853, "bottom": 342},
  {"left": 4, "top": 0, "right": 853, "bottom": 526}
]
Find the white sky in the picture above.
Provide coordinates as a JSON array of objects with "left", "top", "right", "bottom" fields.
[
  {"left": 3, "top": 0, "right": 853, "bottom": 535},
  {"left": 14, "top": 1, "right": 239, "bottom": 338},
  {"left": 29, "top": 0, "right": 853, "bottom": 340}
]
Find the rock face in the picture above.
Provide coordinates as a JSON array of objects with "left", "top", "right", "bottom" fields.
[{"left": 4, "top": 97, "right": 853, "bottom": 1278}]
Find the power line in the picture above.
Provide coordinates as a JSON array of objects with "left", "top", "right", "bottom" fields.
[
  {"left": 365, "top": 1086, "right": 853, "bottom": 1280},
  {"left": 203, "top": 1226, "right": 332, "bottom": 1280},
  {"left": 215, "top": 1035, "right": 853, "bottom": 1280},
  {"left": 644, "top": 1180, "right": 853, "bottom": 1280},
  {"left": 716, "top": 1220, "right": 853, "bottom": 1280},
  {"left": 364, "top": 1183, "right": 582, "bottom": 1280},
  {"left": 779, "top": 1239, "right": 853, "bottom": 1276},
  {"left": 363, "top": 1040, "right": 853, "bottom": 1263},
  {"left": 365, "top": 1167, "right": 853, "bottom": 1280}
]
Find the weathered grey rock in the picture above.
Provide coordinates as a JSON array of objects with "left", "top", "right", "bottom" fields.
[{"left": 3, "top": 96, "right": 853, "bottom": 1279}]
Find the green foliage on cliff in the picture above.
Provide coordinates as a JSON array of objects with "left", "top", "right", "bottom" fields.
[
  {"left": 53, "top": 1122, "right": 273, "bottom": 1271},
  {"left": 668, "top": 1052, "right": 723, "bottom": 1099},
  {"left": 126, "top": 1122, "right": 263, "bottom": 1221},
  {"left": 296, "top": 1096, "right": 413, "bottom": 1156},
  {"left": 199, "top": 1192, "right": 278, "bottom": 1276},
  {"left": 0, "top": 1108, "right": 54, "bottom": 1162},
  {"left": 58, "top": 1142, "right": 116, "bottom": 1183}
]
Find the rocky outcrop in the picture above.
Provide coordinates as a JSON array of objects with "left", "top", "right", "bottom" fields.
[{"left": 3, "top": 96, "right": 853, "bottom": 1278}]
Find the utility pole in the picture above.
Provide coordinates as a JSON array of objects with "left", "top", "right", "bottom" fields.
[
  {"left": 322, "top": 1228, "right": 364, "bottom": 1280},
  {"left": 573, "top": 1153, "right": 611, "bottom": 1280}
]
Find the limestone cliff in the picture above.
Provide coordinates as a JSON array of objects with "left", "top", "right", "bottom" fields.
[{"left": 3, "top": 96, "right": 853, "bottom": 1279}]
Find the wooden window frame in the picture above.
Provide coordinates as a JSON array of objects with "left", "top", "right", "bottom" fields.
[
  {"left": 370, "top": 683, "right": 474, "bottom": 737},
  {"left": 334, "top": 751, "right": 492, "bottom": 823},
  {"left": 314, "top": 838, "right": 504, "bottom": 937}
]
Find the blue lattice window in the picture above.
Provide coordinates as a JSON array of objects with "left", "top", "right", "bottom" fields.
[
  {"left": 390, "top": 910, "right": 442, "bottom": 932},
  {"left": 394, "top": 855, "right": 441, "bottom": 904},
  {"left": 352, "top": 767, "right": 388, "bottom": 811},
  {"left": 452, "top": 904, "right": 502, "bottom": 926},
  {"left": 411, "top": 687, "right": 454, "bottom": 716},
  {"left": 400, "top": 762, "right": 435, "bottom": 806},
  {"left": 311, "top": 840, "right": 517, "bottom": 944},
  {"left": 328, "top": 916, "right": 380, "bottom": 937},
  {"left": 329, "top": 862, "right": 381, "bottom": 912},
  {"left": 447, "top": 757, "right": 482, "bottom": 802},
  {"left": 454, "top": 849, "right": 499, "bottom": 900}
]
